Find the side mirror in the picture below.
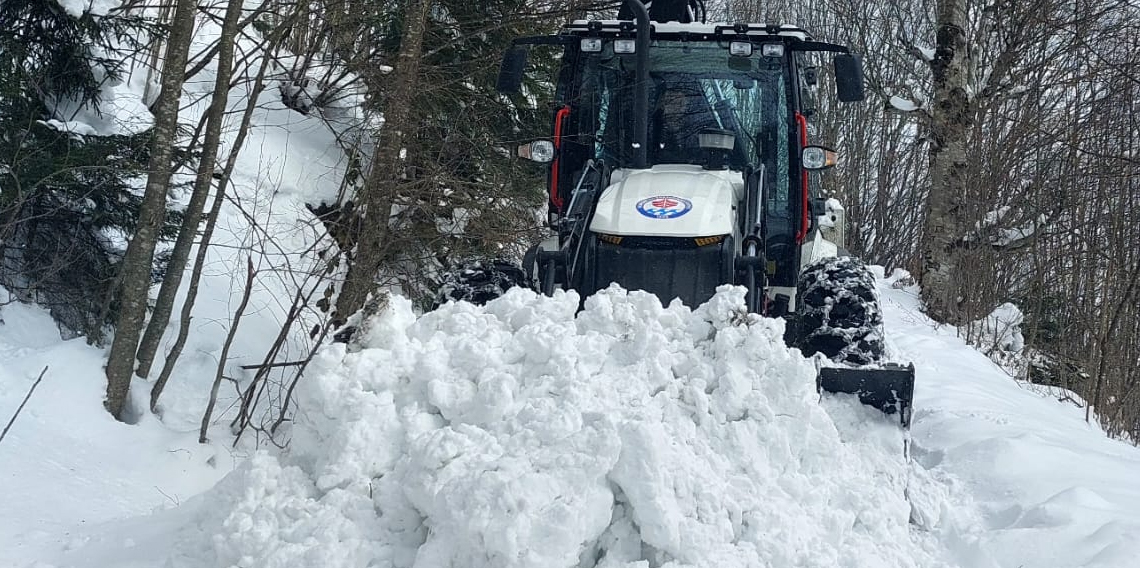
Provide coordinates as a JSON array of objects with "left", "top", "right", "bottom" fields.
[
  {"left": 497, "top": 46, "right": 529, "bottom": 94},
  {"left": 802, "top": 145, "right": 838, "bottom": 170},
  {"left": 834, "top": 53, "right": 865, "bottom": 103},
  {"left": 517, "top": 140, "right": 554, "bottom": 163}
]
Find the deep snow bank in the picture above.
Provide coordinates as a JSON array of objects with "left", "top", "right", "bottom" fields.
[
  {"left": 879, "top": 272, "right": 1140, "bottom": 568},
  {"left": 0, "top": 289, "right": 236, "bottom": 563},
  {"left": 169, "top": 286, "right": 946, "bottom": 568}
]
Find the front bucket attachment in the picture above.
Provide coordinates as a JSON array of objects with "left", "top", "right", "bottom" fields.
[{"left": 818, "top": 363, "right": 915, "bottom": 428}]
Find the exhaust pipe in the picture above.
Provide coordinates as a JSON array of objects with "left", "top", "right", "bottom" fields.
[{"left": 623, "top": 0, "right": 650, "bottom": 169}]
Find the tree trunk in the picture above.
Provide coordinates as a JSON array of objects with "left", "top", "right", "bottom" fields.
[
  {"left": 104, "top": 0, "right": 199, "bottom": 421},
  {"left": 920, "top": 0, "right": 973, "bottom": 324},
  {"left": 135, "top": 0, "right": 245, "bottom": 380},
  {"left": 150, "top": 18, "right": 290, "bottom": 413},
  {"left": 333, "top": 0, "right": 430, "bottom": 326}
]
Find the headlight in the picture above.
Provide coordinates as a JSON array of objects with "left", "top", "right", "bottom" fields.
[
  {"left": 698, "top": 128, "right": 735, "bottom": 151},
  {"left": 801, "top": 145, "right": 838, "bottom": 170},
  {"left": 761, "top": 43, "right": 785, "bottom": 58},
  {"left": 517, "top": 140, "right": 555, "bottom": 163}
]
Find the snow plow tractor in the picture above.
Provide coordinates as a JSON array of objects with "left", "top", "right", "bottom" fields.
[{"left": 442, "top": 0, "right": 915, "bottom": 426}]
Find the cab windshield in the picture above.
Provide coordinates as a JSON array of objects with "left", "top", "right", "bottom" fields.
[{"left": 571, "top": 40, "right": 790, "bottom": 179}]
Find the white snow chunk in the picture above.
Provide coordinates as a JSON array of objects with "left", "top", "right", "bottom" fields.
[
  {"left": 38, "top": 119, "right": 98, "bottom": 137},
  {"left": 890, "top": 96, "right": 921, "bottom": 112},
  {"left": 49, "top": 80, "right": 153, "bottom": 136},
  {"left": 55, "top": 0, "right": 122, "bottom": 17},
  {"left": 978, "top": 206, "right": 1011, "bottom": 230},
  {"left": 966, "top": 302, "right": 1026, "bottom": 377},
  {"left": 968, "top": 206, "right": 1042, "bottom": 247},
  {"left": 817, "top": 198, "right": 845, "bottom": 228}
]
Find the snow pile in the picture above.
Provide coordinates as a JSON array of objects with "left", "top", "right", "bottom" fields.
[
  {"left": 49, "top": 72, "right": 153, "bottom": 137},
  {"left": 966, "top": 302, "right": 1026, "bottom": 377},
  {"left": 168, "top": 286, "right": 945, "bottom": 568},
  {"left": 55, "top": 0, "right": 123, "bottom": 18}
]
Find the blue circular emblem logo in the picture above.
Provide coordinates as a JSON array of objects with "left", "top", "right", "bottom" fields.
[{"left": 636, "top": 195, "right": 692, "bottom": 219}]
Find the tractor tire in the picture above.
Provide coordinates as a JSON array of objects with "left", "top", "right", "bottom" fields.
[
  {"left": 795, "top": 256, "right": 885, "bottom": 366},
  {"left": 434, "top": 259, "right": 528, "bottom": 307}
]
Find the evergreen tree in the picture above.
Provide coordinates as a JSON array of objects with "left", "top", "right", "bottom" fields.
[
  {"left": 0, "top": 0, "right": 178, "bottom": 341},
  {"left": 367, "top": 0, "right": 560, "bottom": 305},
  {"left": 302, "top": 0, "right": 563, "bottom": 319}
]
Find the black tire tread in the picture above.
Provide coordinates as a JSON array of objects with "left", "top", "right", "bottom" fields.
[
  {"left": 435, "top": 259, "right": 528, "bottom": 307},
  {"left": 796, "top": 256, "right": 885, "bottom": 366}
]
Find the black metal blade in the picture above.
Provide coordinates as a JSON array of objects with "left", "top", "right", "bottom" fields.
[{"left": 818, "top": 363, "right": 915, "bottom": 428}]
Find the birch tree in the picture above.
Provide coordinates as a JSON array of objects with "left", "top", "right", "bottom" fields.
[
  {"left": 104, "top": 0, "right": 198, "bottom": 420},
  {"left": 920, "top": 0, "right": 971, "bottom": 323},
  {"left": 134, "top": 0, "right": 246, "bottom": 381}
]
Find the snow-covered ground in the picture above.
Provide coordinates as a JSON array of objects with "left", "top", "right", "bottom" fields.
[
  {"left": 0, "top": 6, "right": 346, "bottom": 564},
  {"left": 881, "top": 273, "right": 1140, "bottom": 568},
  {"left": 0, "top": 293, "right": 238, "bottom": 562},
  {"left": 4, "top": 271, "right": 1140, "bottom": 568},
  {"left": 4, "top": 5, "right": 1139, "bottom": 566}
]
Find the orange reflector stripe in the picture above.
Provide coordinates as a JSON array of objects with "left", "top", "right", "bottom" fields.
[{"left": 694, "top": 235, "right": 725, "bottom": 247}]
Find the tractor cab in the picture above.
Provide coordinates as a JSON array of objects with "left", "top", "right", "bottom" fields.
[{"left": 500, "top": 14, "right": 864, "bottom": 313}]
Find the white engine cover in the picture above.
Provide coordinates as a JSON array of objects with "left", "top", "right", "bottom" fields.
[{"left": 589, "top": 165, "right": 744, "bottom": 237}]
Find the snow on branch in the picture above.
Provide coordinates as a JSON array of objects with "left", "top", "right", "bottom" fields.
[{"left": 960, "top": 205, "right": 1048, "bottom": 251}]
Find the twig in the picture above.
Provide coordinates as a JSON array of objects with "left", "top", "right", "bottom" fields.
[
  {"left": 0, "top": 366, "right": 48, "bottom": 444},
  {"left": 154, "top": 485, "right": 180, "bottom": 506},
  {"left": 238, "top": 360, "right": 308, "bottom": 370},
  {"left": 271, "top": 322, "right": 332, "bottom": 435},
  {"left": 199, "top": 257, "right": 255, "bottom": 444}
]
